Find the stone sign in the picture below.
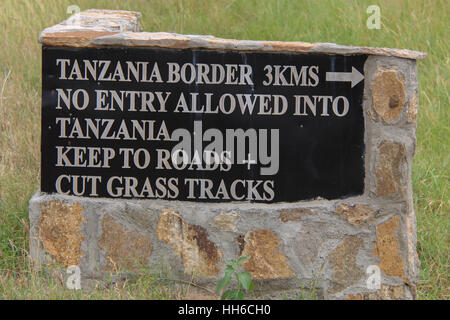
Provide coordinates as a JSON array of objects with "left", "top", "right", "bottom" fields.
[{"left": 30, "top": 9, "right": 425, "bottom": 299}]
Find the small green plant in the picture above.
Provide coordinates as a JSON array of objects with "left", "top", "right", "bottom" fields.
[{"left": 216, "top": 257, "right": 254, "bottom": 300}]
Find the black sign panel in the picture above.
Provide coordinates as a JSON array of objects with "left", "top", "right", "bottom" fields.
[{"left": 41, "top": 46, "right": 366, "bottom": 203}]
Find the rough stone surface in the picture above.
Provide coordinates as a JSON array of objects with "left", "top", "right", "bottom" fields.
[
  {"left": 346, "top": 285, "right": 406, "bottom": 300},
  {"left": 406, "top": 91, "right": 419, "bottom": 124},
  {"left": 371, "top": 68, "right": 406, "bottom": 123},
  {"left": 290, "top": 221, "right": 327, "bottom": 277},
  {"left": 39, "top": 9, "right": 141, "bottom": 45},
  {"left": 41, "top": 31, "right": 120, "bottom": 48},
  {"left": 374, "top": 216, "right": 405, "bottom": 280},
  {"left": 240, "top": 230, "right": 294, "bottom": 279},
  {"left": 279, "top": 208, "right": 313, "bottom": 222},
  {"left": 39, "top": 200, "right": 86, "bottom": 266},
  {"left": 89, "top": 33, "right": 426, "bottom": 59},
  {"left": 334, "top": 204, "right": 375, "bottom": 225},
  {"left": 98, "top": 214, "right": 152, "bottom": 271},
  {"left": 39, "top": 10, "right": 425, "bottom": 60},
  {"left": 156, "top": 209, "right": 222, "bottom": 277},
  {"left": 212, "top": 211, "right": 239, "bottom": 232},
  {"left": 328, "top": 236, "right": 364, "bottom": 294},
  {"left": 375, "top": 141, "right": 406, "bottom": 197},
  {"left": 29, "top": 192, "right": 417, "bottom": 299},
  {"left": 367, "top": 285, "right": 406, "bottom": 300},
  {"left": 406, "top": 210, "right": 419, "bottom": 285}
]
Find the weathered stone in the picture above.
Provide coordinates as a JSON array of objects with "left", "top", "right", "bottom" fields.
[
  {"left": 92, "top": 32, "right": 192, "bottom": 49},
  {"left": 212, "top": 211, "right": 239, "bottom": 231},
  {"left": 293, "top": 221, "right": 327, "bottom": 273},
  {"left": 328, "top": 236, "right": 364, "bottom": 294},
  {"left": 279, "top": 208, "right": 314, "bottom": 222},
  {"left": 39, "top": 9, "right": 141, "bottom": 46},
  {"left": 374, "top": 216, "right": 405, "bottom": 280},
  {"left": 406, "top": 211, "right": 419, "bottom": 283},
  {"left": 39, "top": 10, "right": 425, "bottom": 59},
  {"left": 87, "top": 32, "right": 425, "bottom": 58},
  {"left": 240, "top": 229, "right": 294, "bottom": 279},
  {"left": 235, "top": 234, "right": 245, "bottom": 253},
  {"left": 367, "top": 285, "right": 405, "bottom": 300},
  {"left": 39, "top": 201, "right": 86, "bottom": 266},
  {"left": 98, "top": 214, "right": 152, "bottom": 271},
  {"left": 41, "top": 31, "right": 119, "bottom": 48},
  {"left": 346, "top": 285, "right": 406, "bottom": 300},
  {"left": 371, "top": 68, "right": 406, "bottom": 122},
  {"left": 375, "top": 141, "right": 406, "bottom": 196},
  {"left": 89, "top": 33, "right": 425, "bottom": 59},
  {"left": 334, "top": 204, "right": 375, "bottom": 225},
  {"left": 406, "top": 91, "right": 419, "bottom": 124},
  {"left": 156, "top": 209, "right": 222, "bottom": 277}
]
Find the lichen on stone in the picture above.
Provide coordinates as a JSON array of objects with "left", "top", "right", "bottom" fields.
[
  {"left": 279, "top": 208, "right": 313, "bottom": 222},
  {"left": 240, "top": 229, "right": 294, "bottom": 279},
  {"left": 98, "top": 214, "right": 152, "bottom": 271},
  {"left": 334, "top": 204, "right": 375, "bottom": 225},
  {"left": 212, "top": 211, "right": 239, "bottom": 231},
  {"left": 406, "top": 91, "right": 419, "bottom": 124},
  {"left": 371, "top": 68, "right": 406, "bottom": 123},
  {"left": 374, "top": 215, "right": 406, "bottom": 281},
  {"left": 375, "top": 140, "right": 406, "bottom": 197},
  {"left": 156, "top": 209, "right": 222, "bottom": 277},
  {"left": 328, "top": 236, "right": 364, "bottom": 294},
  {"left": 367, "top": 284, "right": 406, "bottom": 300},
  {"left": 39, "top": 200, "right": 86, "bottom": 266}
]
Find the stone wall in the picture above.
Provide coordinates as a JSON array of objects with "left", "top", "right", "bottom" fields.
[{"left": 30, "top": 9, "right": 424, "bottom": 299}]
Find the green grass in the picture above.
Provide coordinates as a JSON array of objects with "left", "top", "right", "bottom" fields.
[{"left": 0, "top": 0, "right": 448, "bottom": 299}]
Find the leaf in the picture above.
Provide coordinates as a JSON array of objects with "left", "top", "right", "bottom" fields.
[
  {"left": 215, "top": 277, "right": 228, "bottom": 294},
  {"left": 235, "top": 290, "right": 245, "bottom": 300},
  {"left": 248, "top": 281, "right": 254, "bottom": 291},
  {"left": 221, "top": 289, "right": 236, "bottom": 300},
  {"left": 225, "top": 265, "right": 234, "bottom": 272},
  {"left": 237, "top": 271, "right": 252, "bottom": 290},
  {"left": 216, "top": 270, "right": 232, "bottom": 294},
  {"left": 224, "top": 268, "right": 234, "bottom": 277}
]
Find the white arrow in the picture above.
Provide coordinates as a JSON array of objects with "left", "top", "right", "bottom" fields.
[{"left": 326, "top": 67, "right": 364, "bottom": 88}]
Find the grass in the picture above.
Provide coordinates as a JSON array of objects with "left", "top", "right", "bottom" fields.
[
  {"left": 0, "top": 263, "right": 203, "bottom": 299},
  {"left": 0, "top": 0, "right": 448, "bottom": 299}
]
